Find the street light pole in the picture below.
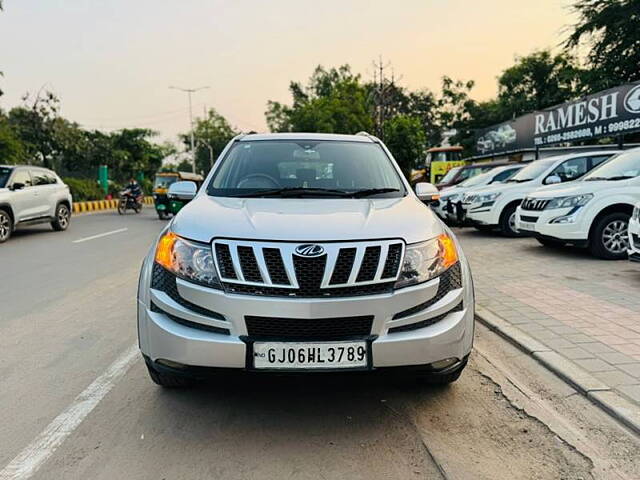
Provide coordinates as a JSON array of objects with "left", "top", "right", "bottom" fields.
[{"left": 169, "top": 85, "right": 209, "bottom": 173}]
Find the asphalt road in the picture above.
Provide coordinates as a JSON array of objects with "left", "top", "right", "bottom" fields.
[{"left": 1, "top": 210, "right": 639, "bottom": 480}]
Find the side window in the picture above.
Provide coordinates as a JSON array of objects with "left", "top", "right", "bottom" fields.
[
  {"left": 45, "top": 172, "right": 58, "bottom": 184},
  {"left": 11, "top": 169, "right": 32, "bottom": 188},
  {"left": 549, "top": 157, "right": 588, "bottom": 183},
  {"left": 31, "top": 170, "right": 50, "bottom": 186},
  {"left": 589, "top": 155, "right": 610, "bottom": 169}
]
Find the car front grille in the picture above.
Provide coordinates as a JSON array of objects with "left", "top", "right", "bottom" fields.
[
  {"left": 245, "top": 314, "right": 374, "bottom": 340},
  {"left": 392, "top": 263, "right": 462, "bottom": 320},
  {"left": 214, "top": 239, "right": 404, "bottom": 297},
  {"left": 521, "top": 198, "right": 550, "bottom": 211},
  {"left": 520, "top": 215, "right": 539, "bottom": 223}
]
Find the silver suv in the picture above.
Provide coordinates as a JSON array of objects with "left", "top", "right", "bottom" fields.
[
  {"left": 137, "top": 133, "right": 475, "bottom": 387},
  {"left": 0, "top": 165, "right": 73, "bottom": 243}
]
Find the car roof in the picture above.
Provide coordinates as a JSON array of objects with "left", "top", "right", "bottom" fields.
[
  {"left": 0, "top": 164, "right": 53, "bottom": 171},
  {"left": 238, "top": 132, "right": 374, "bottom": 143},
  {"left": 463, "top": 160, "right": 514, "bottom": 169}
]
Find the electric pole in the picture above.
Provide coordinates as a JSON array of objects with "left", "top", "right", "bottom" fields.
[{"left": 169, "top": 85, "right": 209, "bottom": 173}]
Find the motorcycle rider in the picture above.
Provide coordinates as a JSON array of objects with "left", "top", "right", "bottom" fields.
[{"left": 122, "top": 178, "right": 143, "bottom": 210}]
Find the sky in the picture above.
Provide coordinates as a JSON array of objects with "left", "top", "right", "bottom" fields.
[{"left": 0, "top": 0, "right": 576, "bottom": 144}]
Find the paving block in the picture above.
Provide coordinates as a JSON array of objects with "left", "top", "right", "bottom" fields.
[{"left": 533, "top": 351, "right": 610, "bottom": 393}]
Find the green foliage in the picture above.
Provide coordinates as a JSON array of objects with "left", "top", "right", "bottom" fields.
[
  {"left": 63, "top": 177, "right": 105, "bottom": 201},
  {"left": 383, "top": 116, "right": 426, "bottom": 176},
  {"left": 180, "top": 108, "right": 237, "bottom": 174},
  {"left": 0, "top": 111, "right": 25, "bottom": 164},
  {"left": 566, "top": 0, "right": 640, "bottom": 91},
  {"left": 266, "top": 65, "right": 374, "bottom": 134}
]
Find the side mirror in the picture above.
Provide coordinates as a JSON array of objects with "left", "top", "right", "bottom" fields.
[
  {"left": 415, "top": 182, "right": 440, "bottom": 203},
  {"left": 168, "top": 181, "right": 197, "bottom": 201},
  {"left": 10, "top": 182, "right": 25, "bottom": 191},
  {"left": 544, "top": 175, "right": 561, "bottom": 185}
]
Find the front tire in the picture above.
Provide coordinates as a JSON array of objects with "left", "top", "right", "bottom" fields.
[
  {"left": 588, "top": 212, "right": 630, "bottom": 260},
  {"left": 146, "top": 362, "right": 194, "bottom": 388},
  {"left": 117, "top": 202, "right": 125, "bottom": 215},
  {"left": 499, "top": 203, "right": 524, "bottom": 237},
  {"left": 0, "top": 209, "right": 13, "bottom": 243},
  {"left": 51, "top": 203, "right": 71, "bottom": 231}
]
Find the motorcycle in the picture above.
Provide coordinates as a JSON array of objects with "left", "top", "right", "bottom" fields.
[{"left": 118, "top": 189, "right": 143, "bottom": 214}]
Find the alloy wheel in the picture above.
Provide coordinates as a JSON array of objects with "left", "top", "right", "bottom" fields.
[
  {"left": 58, "top": 206, "right": 70, "bottom": 229},
  {"left": 508, "top": 211, "right": 518, "bottom": 234},
  {"left": 602, "top": 220, "right": 629, "bottom": 254},
  {"left": 0, "top": 212, "right": 10, "bottom": 241}
]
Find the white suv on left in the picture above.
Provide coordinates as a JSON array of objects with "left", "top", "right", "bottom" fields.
[
  {"left": 629, "top": 202, "right": 640, "bottom": 262},
  {"left": 0, "top": 165, "right": 73, "bottom": 243},
  {"left": 517, "top": 148, "right": 640, "bottom": 259}
]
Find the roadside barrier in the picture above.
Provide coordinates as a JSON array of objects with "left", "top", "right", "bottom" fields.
[{"left": 72, "top": 197, "right": 154, "bottom": 214}]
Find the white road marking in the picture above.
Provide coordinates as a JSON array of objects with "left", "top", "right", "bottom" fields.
[
  {"left": 0, "top": 344, "right": 140, "bottom": 480},
  {"left": 72, "top": 228, "right": 128, "bottom": 243}
]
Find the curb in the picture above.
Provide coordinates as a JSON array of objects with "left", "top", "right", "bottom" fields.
[
  {"left": 476, "top": 305, "right": 640, "bottom": 436},
  {"left": 72, "top": 197, "right": 154, "bottom": 214}
]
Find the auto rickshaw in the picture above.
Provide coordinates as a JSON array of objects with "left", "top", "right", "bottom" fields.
[{"left": 153, "top": 171, "right": 204, "bottom": 219}]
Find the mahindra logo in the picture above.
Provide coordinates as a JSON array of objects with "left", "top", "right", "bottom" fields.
[
  {"left": 295, "top": 244, "right": 325, "bottom": 257},
  {"left": 624, "top": 85, "right": 640, "bottom": 113}
]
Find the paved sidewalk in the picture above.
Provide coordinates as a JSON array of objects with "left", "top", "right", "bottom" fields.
[{"left": 455, "top": 228, "right": 640, "bottom": 407}]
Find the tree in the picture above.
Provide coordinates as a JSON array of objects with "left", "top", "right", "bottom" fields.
[
  {"left": 382, "top": 115, "right": 426, "bottom": 176},
  {"left": 181, "top": 108, "right": 236, "bottom": 174},
  {"left": 497, "top": 50, "right": 585, "bottom": 117},
  {"left": 0, "top": 111, "right": 25, "bottom": 164},
  {"left": 266, "top": 65, "right": 373, "bottom": 134},
  {"left": 566, "top": 0, "right": 640, "bottom": 91}
]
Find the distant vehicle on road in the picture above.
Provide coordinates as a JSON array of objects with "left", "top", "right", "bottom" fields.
[
  {"left": 138, "top": 132, "right": 475, "bottom": 388},
  {"left": 629, "top": 202, "right": 640, "bottom": 262},
  {"left": 0, "top": 165, "right": 72, "bottom": 243},
  {"left": 153, "top": 171, "right": 204, "bottom": 219},
  {"left": 410, "top": 146, "right": 463, "bottom": 185},
  {"left": 517, "top": 148, "right": 640, "bottom": 259},
  {"left": 464, "top": 151, "right": 617, "bottom": 237}
]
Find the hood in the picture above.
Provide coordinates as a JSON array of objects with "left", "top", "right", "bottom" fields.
[
  {"left": 528, "top": 180, "right": 598, "bottom": 199},
  {"left": 171, "top": 195, "right": 444, "bottom": 244},
  {"left": 466, "top": 180, "right": 533, "bottom": 196}
]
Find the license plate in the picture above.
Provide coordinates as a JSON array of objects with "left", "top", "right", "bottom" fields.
[
  {"left": 519, "top": 221, "right": 536, "bottom": 231},
  {"left": 253, "top": 341, "right": 368, "bottom": 370}
]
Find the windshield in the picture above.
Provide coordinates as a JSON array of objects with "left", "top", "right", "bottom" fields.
[
  {"left": 207, "top": 140, "right": 406, "bottom": 198},
  {"left": 439, "top": 167, "right": 461, "bottom": 184},
  {"left": 507, "top": 159, "right": 555, "bottom": 183},
  {"left": 0, "top": 167, "right": 12, "bottom": 188},
  {"left": 457, "top": 166, "right": 491, "bottom": 182},
  {"left": 459, "top": 169, "right": 495, "bottom": 187},
  {"left": 154, "top": 175, "right": 179, "bottom": 189},
  {"left": 583, "top": 150, "right": 640, "bottom": 181}
]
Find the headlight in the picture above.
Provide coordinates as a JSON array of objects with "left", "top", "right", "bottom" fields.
[
  {"left": 476, "top": 192, "right": 501, "bottom": 204},
  {"left": 462, "top": 193, "right": 476, "bottom": 204},
  {"left": 546, "top": 194, "right": 593, "bottom": 209},
  {"left": 447, "top": 193, "right": 460, "bottom": 202},
  {"left": 395, "top": 234, "right": 459, "bottom": 289},
  {"left": 155, "top": 232, "right": 221, "bottom": 288}
]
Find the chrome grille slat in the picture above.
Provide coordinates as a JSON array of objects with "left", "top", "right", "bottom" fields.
[{"left": 212, "top": 239, "right": 405, "bottom": 297}]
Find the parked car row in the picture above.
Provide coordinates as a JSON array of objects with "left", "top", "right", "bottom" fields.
[
  {"left": 0, "top": 165, "right": 73, "bottom": 243},
  {"left": 432, "top": 148, "right": 640, "bottom": 261}
]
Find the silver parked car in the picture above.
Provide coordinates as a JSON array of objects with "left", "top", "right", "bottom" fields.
[
  {"left": 137, "top": 133, "right": 475, "bottom": 387},
  {"left": 0, "top": 165, "right": 73, "bottom": 243}
]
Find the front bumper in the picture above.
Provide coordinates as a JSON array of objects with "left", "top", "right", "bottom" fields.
[
  {"left": 137, "top": 257, "right": 475, "bottom": 372},
  {"left": 515, "top": 206, "right": 589, "bottom": 242},
  {"left": 465, "top": 205, "right": 498, "bottom": 227}
]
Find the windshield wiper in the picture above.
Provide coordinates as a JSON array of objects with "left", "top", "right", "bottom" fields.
[
  {"left": 351, "top": 188, "right": 400, "bottom": 198},
  {"left": 584, "top": 176, "right": 635, "bottom": 182},
  {"left": 230, "top": 187, "right": 352, "bottom": 198}
]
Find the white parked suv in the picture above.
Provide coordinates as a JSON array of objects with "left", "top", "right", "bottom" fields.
[
  {"left": 464, "top": 151, "right": 617, "bottom": 236},
  {"left": 0, "top": 165, "right": 72, "bottom": 243},
  {"left": 434, "top": 164, "right": 524, "bottom": 224},
  {"left": 516, "top": 148, "right": 640, "bottom": 259},
  {"left": 137, "top": 133, "right": 475, "bottom": 387},
  {"left": 629, "top": 202, "right": 640, "bottom": 262}
]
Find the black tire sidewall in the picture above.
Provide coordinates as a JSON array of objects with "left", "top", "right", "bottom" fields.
[
  {"left": 52, "top": 204, "right": 70, "bottom": 231},
  {"left": 499, "top": 204, "right": 521, "bottom": 237}
]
